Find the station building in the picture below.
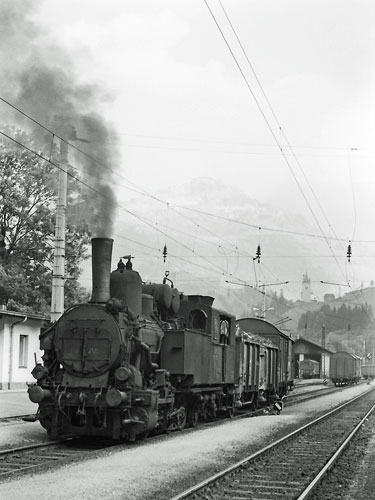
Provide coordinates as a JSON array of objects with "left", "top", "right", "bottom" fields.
[
  {"left": 0, "top": 308, "right": 46, "bottom": 390},
  {"left": 294, "top": 337, "right": 334, "bottom": 378}
]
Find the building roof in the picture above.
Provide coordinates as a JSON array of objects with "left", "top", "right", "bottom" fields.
[
  {"left": 0, "top": 309, "right": 48, "bottom": 321},
  {"left": 295, "top": 336, "right": 335, "bottom": 354}
]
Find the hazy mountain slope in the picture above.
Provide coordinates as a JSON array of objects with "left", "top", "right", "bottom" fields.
[{"left": 113, "top": 177, "right": 334, "bottom": 317}]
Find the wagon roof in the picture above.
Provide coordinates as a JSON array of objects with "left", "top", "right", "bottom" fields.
[
  {"left": 331, "top": 350, "right": 362, "bottom": 360},
  {"left": 236, "top": 317, "right": 294, "bottom": 342},
  {"left": 300, "top": 359, "right": 320, "bottom": 365}
]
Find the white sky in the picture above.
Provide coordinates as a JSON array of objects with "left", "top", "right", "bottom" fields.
[{"left": 4, "top": 0, "right": 375, "bottom": 299}]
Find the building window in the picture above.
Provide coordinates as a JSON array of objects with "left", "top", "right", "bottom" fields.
[{"left": 19, "top": 335, "right": 28, "bottom": 368}]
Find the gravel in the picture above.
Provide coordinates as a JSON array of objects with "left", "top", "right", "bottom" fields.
[{"left": 0, "top": 421, "right": 50, "bottom": 450}]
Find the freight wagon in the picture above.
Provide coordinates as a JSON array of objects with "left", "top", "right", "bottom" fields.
[
  {"left": 236, "top": 318, "right": 294, "bottom": 396},
  {"left": 299, "top": 359, "right": 320, "bottom": 379},
  {"left": 234, "top": 326, "right": 278, "bottom": 410},
  {"left": 330, "top": 351, "right": 361, "bottom": 386},
  {"left": 361, "top": 364, "right": 375, "bottom": 380}
]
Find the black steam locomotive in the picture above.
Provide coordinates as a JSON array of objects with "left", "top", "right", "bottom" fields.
[{"left": 28, "top": 238, "right": 293, "bottom": 440}]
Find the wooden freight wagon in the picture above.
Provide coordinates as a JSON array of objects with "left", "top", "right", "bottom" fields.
[
  {"left": 234, "top": 326, "right": 278, "bottom": 409},
  {"left": 236, "top": 318, "right": 294, "bottom": 396},
  {"left": 330, "top": 351, "right": 361, "bottom": 386},
  {"left": 361, "top": 364, "right": 375, "bottom": 380}
]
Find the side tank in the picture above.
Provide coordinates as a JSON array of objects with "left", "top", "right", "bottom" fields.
[{"left": 110, "top": 257, "right": 142, "bottom": 316}]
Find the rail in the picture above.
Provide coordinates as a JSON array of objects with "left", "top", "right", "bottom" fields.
[{"left": 168, "top": 387, "right": 375, "bottom": 500}]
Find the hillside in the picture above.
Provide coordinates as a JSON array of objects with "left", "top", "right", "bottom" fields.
[{"left": 290, "top": 287, "right": 375, "bottom": 355}]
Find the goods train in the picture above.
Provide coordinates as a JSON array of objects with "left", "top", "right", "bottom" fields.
[
  {"left": 299, "top": 359, "right": 320, "bottom": 379},
  {"left": 361, "top": 364, "right": 375, "bottom": 380},
  {"left": 28, "top": 238, "right": 293, "bottom": 440},
  {"left": 330, "top": 351, "right": 361, "bottom": 386}
]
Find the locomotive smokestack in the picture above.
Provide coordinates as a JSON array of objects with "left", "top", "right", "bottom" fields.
[{"left": 90, "top": 238, "right": 113, "bottom": 303}]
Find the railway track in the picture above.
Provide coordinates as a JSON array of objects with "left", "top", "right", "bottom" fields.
[
  {"left": 1, "top": 384, "right": 370, "bottom": 484},
  {"left": 0, "top": 437, "right": 120, "bottom": 480},
  {"left": 286, "top": 385, "right": 342, "bottom": 406},
  {"left": 0, "top": 414, "right": 37, "bottom": 424},
  {"left": 286, "top": 379, "right": 370, "bottom": 406},
  {"left": 168, "top": 387, "right": 375, "bottom": 500}
]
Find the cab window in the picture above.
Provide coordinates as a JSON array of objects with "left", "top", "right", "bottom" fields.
[
  {"left": 219, "top": 319, "right": 230, "bottom": 345},
  {"left": 189, "top": 309, "right": 207, "bottom": 330}
]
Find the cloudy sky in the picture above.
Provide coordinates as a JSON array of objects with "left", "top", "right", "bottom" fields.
[
  {"left": 1, "top": 0, "right": 374, "bottom": 299},
  {"left": 33, "top": 0, "right": 374, "bottom": 231}
]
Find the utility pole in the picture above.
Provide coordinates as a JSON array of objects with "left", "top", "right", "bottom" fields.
[
  {"left": 321, "top": 324, "right": 326, "bottom": 377},
  {"left": 50, "top": 137, "right": 68, "bottom": 322},
  {"left": 258, "top": 281, "right": 288, "bottom": 319}
]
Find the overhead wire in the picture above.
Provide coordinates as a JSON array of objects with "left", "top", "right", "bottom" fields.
[
  {"left": 0, "top": 93, "right": 371, "bottom": 303},
  {"left": 2, "top": 125, "right": 371, "bottom": 310},
  {"left": 218, "top": 0, "right": 345, "bottom": 247},
  {"left": 0, "top": 106, "right": 353, "bottom": 315},
  {"left": 203, "top": 0, "right": 349, "bottom": 284},
  {"left": 2, "top": 128, "right": 372, "bottom": 326},
  {"left": 0, "top": 128, "right": 261, "bottom": 288},
  {"left": 0, "top": 122, "right": 315, "bottom": 298},
  {"left": 1, "top": 96, "right": 371, "bottom": 246}
]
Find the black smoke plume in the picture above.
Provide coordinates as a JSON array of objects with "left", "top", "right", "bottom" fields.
[{"left": 0, "top": 0, "right": 118, "bottom": 237}]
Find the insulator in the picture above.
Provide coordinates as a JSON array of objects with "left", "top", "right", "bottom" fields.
[
  {"left": 163, "top": 244, "right": 167, "bottom": 263},
  {"left": 255, "top": 244, "right": 261, "bottom": 263},
  {"left": 347, "top": 243, "right": 352, "bottom": 262}
]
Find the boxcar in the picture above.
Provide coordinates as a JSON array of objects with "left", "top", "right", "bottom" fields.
[
  {"left": 330, "top": 351, "right": 361, "bottom": 386},
  {"left": 299, "top": 359, "right": 320, "bottom": 379},
  {"left": 361, "top": 364, "right": 375, "bottom": 380},
  {"left": 236, "top": 318, "right": 294, "bottom": 396}
]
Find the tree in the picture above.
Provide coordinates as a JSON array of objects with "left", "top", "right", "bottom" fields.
[
  {"left": 0, "top": 128, "right": 91, "bottom": 315},
  {"left": 297, "top": 301, "right": 374, "bottom": 333}
]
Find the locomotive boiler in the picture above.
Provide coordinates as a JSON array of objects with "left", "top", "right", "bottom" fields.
[{"left": 28, "top": 237, "right": 238, "bottom": 440}]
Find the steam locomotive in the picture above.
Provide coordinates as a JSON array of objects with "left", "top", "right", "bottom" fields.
[{"left": 28, "top": 238, "right": 293, "bottom": 440}]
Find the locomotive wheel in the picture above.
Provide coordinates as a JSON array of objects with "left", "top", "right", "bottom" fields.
[
  {"left": 188, "top": 408, "right": 199, "bottom": 428},
  {"left": 166, "top": 407, "right": 186, "bottom": 433}
]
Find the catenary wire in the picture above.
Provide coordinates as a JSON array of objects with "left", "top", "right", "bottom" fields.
[{"left": 203, "top": 0, "right": 349, "bottom": 284}]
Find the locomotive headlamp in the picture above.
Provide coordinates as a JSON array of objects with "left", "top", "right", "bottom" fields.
[
  {"left": 31, "top": 365, "right": 48, "bottom": 380},
  {"left": 105, "top": 388, "right": 129, "bottom": 407},
  {"left": 115, "top": 366, "right": 132, "bottom": 382}
]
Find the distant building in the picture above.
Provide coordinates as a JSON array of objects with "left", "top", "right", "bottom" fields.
[
  {"left": 301, "top": 273, "right": 311, "bottom": 302},
  {"left": 0, "top": 310, "right": 46, "bottom": 390},
  {"left": 294, "top": 337, "right": 334, "bottom": 378}
]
